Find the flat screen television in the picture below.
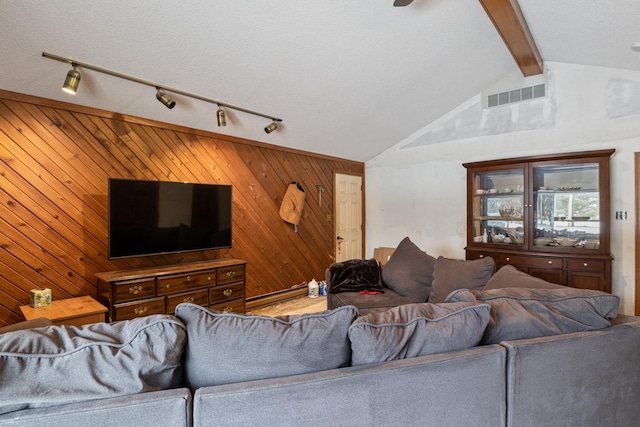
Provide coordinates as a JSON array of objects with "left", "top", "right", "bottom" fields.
[{"left": 108, "top": 178, "right": 232, "bottom": 259}]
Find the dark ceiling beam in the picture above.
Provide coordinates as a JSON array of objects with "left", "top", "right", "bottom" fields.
[{"left": 479, "top": 0, "right": 543, "bottom": 76}]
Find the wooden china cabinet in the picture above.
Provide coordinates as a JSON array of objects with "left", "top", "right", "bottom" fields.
[{"left": 463, "top": 149, "right": 614, "bottom": 293}]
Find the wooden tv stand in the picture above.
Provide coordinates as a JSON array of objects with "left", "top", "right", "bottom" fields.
[{"left": 96, "top": 259, "right": 246, "bottom": 322}]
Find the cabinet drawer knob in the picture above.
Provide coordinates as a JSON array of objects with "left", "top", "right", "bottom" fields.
[
  {"left": 583, "top": 262, "right": 588, "bottom": 267},
  {"left": 183, "top": 296, "right": 195, "bottom": 303},
  {"left": 506, "top": 257, "right": 510, "bottom": 262},
  {"left": 164, "top": 284, "right": 171, "bottom": 289},
  {"left": 134, "top": 306, "right": 148, "bottom": 315},
  {"left": 223, "top": 289, "right": 233, "bottom": 297},
  {"left": 222, "top": 306, "right": 233, "bottom": 313},
  {"left": 129, "top": 285, "right": 143, "bottom": 295},
  {"left": 548, "top": 261, "right": 553, "bottom": 265},
  {"left": 226, "top": 271, "right": 236, "bottom": 279},
  {"left": 479, "top": 255, "right": 484, "bottom": 258},
  {"left": 207, "top": 276, "right": 212, "bottom": 281},
  {"left": 186, "top": 276, "right": 191, "bottom": 281}
]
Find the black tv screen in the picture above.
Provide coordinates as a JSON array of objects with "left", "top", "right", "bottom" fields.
[{"left": 108, "top": 178, "right": 232, "bottom": 259}]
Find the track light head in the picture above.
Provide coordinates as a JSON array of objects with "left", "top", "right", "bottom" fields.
[
  {"left": 264, "top": 121, "right": 278, "bottom": 134},
  {"left": 156, "top": 88, "right": 176, "bottom": 109},
  {"left": 62, "top": 64, "right": 81, "bottom": 94},
  {"left": 216, "top": 105, "right": 226, "bottom": 127}
]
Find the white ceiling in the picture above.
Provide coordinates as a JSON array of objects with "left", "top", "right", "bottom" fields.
[{"left": 1, "top": 0, "right": 639, "bottom": 162}]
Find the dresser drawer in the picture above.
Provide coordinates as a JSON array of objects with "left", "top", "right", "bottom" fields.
[
  {"left": 113, "top": 297, "right": 165, "bottom": 321},
  {"left": 166, "top": 289, "right": 209, "bottom": 314},
  {"left": 499, "top": 254, "right": 562, "bottom": 269},
  {"left": 208, "top": 298, "right": 245, "bottom": 314},
  {"left": 217, "top": 265, "right": 245, "bottom": 285},
  {"left": 157, "top": 270, "right": 216, "bottom": 295},
  {"left": 565, "top": 259, "right": 605, "bottom": 272},
  {"left": 113, "top": 278, "right": 156, "bottom": 303},
  {"left": 209, "top": 282, "right": 244, "bottom": 305}
]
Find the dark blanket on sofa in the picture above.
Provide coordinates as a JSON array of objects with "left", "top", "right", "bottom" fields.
[{"left": 327, "top": 259, "right": 384, "bottom": 294}]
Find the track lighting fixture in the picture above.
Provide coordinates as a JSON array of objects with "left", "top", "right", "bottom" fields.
[
  {"left": 43, "top": 51, "right": 283, "bottom": 130},
  {"left": 62, "top": 64, "right": 81, "bottom": 95},
  {"left": 156, "top": 88, "right": 176, "bottom": 109},
  {"left": 216, "top": 105, "right": 226, "bottom": 127},
  {"left": 264, "top": 121, "right": 278, "bottom": 134}
]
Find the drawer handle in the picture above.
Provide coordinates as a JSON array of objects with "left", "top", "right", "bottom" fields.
[
  {"left": 506, "top": 257, "right": 510, "bottom": 262},
  {"left": 548, "top": 261, "right": 553, "bottom": 265},
  {"left": 583, "top": 263, "right": 588, "bottom": 267},
  {"left": 479, "top": 255, "right": 484, "bottom": 258},
  {"left": 222, "top": 306, "right": 233, "bottom": 313},
  {"left": 183, "top": 296, "right": 195, "bottom": 303},
  {"left": 164, "top": 284, "right": 171, "bottom": 289},
  {"left": 207, "top": 276, "right": 212, "bottom": 281},
  {"left": 223, "top": 289, "right": 233, "bottom": 297},
  {"left": 134, "top": 306, "right": 148, "bottom": 315},
  {"left": 129, "top": 285, "right": 143, "bottom": 295},
  {"left": 186, "top": 276, "right": 191, "bottom": 281},
  {"left": 226, "top": 271, "right": 236, "bottom": 279}
]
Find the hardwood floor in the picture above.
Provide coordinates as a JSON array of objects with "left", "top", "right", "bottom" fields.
[{"left": 247, "top": 296, "right": 327, "bottom": 317}]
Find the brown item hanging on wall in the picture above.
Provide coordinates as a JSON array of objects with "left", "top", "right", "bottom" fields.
[{"left": 280, "top": 182, "right": 305, "bottom": 229}]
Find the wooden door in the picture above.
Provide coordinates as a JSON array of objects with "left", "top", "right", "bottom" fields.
[{"left": 334, "top": 173, "right": 363, "bottom": 262}]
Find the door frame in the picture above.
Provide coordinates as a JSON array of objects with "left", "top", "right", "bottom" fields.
[
  {"left": 635, "top": 153, "right": 639, "bottom": 315},
  {"left": 333, "top": 171, "right": 366, "bottom": 262}
]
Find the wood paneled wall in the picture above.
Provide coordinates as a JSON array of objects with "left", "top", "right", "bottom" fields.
[{"left": 0, "top": 90, "right": 364, "bottom": 327}]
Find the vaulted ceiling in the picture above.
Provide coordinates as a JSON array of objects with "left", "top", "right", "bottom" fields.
[{"left": 1, "top": 1, "right": 639, "bottom": 162}]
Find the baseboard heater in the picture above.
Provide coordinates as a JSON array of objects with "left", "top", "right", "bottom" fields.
[{"left": 245, "top": 287, "right": 308, "bottom": 311}]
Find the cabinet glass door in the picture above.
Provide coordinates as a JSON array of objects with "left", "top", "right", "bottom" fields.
[
  {"left": 471, "top": 167, "right": 525, "bottom": 246},
  {"left": 532, "top": 163, "right": 600, "bottom": 250}
]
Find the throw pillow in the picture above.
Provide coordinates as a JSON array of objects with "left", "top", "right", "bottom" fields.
[
  {"left": 175, "top": 303, "right": 359, "bottom": 389},
  {"left": 327, "top": 258, "right": 384, "bottom": 294},
  {"left": 381, "top": 237, "right": 436, "bottom": 302},
  {"left": 0, "top": 314, "right": 186, "bottom": 415},
  {"left": 484, "top": 265, "right": 565, "bottom": 290},
  {"left": 445, "top": 288, "right": 619, "bottom": 344},
  {"left": 428, "top": 256, "right": 496, "bottom": 303},
  {"left": 348, "top": 301, "right": 490, "bottom": 365}
]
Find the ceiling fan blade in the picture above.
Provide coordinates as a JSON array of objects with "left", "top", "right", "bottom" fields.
[{"left": 393, "top": 0, "right": 414, "bottom": 6}]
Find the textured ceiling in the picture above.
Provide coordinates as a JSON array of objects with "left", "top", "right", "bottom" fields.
[{"left": 1, "top": 1, "right": 639, "bottom": 162}]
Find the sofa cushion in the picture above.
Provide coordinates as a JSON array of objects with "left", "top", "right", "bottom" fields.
[
  {"left": 381, "top": 237, "right": 437, "bottom": 302},
  {"left": 328, "top": 289, "right": 417, "bottom": 314},
  {"left": 484, "top": 265, "right": 565, "bottom": 290},
  {"left": 348, "top": 301, "right": 491, "bottom": 365},
  {"left": 0, "top": 314, "right": 186, "bottom": 415},
  {"left": 428, "top": 256, "right": 496, "bottom": 303},
  {"left": 327, "top": 258, "right": 384, "bottom": 294},
  {"left": 445, "top": 288, "right": 619, "bottom": 344},
  {"left": 175, "top": 303, "right": 358, "bottom": 389}
]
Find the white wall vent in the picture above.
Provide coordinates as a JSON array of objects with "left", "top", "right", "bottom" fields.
[{"left": 487, "top": 83, "right": 546, "bottom": 108}]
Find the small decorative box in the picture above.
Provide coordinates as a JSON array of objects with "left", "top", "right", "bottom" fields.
[{"left": 30, "top": 288, "right": 52, "bottom": 308}]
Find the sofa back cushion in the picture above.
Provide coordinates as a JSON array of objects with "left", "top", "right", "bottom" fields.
[
  {"left": 175, "top": 303, "right": 358, "bottom": 389},
  {"left": 428, "top": 256, "right": 496, "bottom": 303},
  {"left": 484, "top": 265, "right": 565, "bottom": 290},
  {"left": 348, "top": 301, "right": 490, "bottom": 365},
  {"left": 445, "top": 288, "right": 619, "bottom": 344},
  {"left": 0, "top": 314, "right": 186, "bottom": 415},
  {"left": 381, "top": 237, "right": 437, "bottom": 302}
]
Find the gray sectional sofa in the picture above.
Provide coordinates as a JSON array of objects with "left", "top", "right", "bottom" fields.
[{"left": 1, "top": 290, "right": 639, "bottom": 427}]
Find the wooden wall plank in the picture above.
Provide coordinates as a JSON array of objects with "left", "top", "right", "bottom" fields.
[{"left": 0, "top": 90, "right": 364, "bottom": 326}]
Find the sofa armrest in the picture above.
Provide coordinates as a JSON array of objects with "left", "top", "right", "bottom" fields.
[
  {"left": 0, "top": 317, "right": 53, "bottom": 335},
  {"left": 502, "top": 322, "right": 640, "bottom": 426}
]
